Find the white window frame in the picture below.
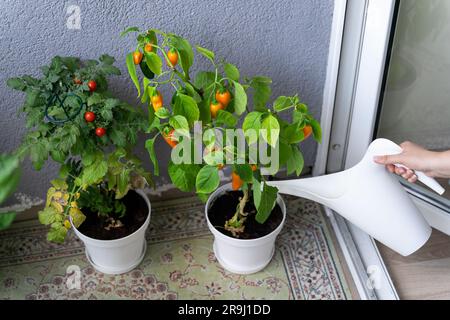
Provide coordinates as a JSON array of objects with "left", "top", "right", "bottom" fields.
[{"left": 315, "top": 0, "right": 400, "bottom": 300}]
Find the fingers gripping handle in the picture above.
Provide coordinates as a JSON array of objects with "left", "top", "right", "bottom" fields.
[
  {"left": 371, "top": 139, "right": 445, "bottom": 195},
  {"left": 394, "top": 164, "right": 445, "bottom": 195}
]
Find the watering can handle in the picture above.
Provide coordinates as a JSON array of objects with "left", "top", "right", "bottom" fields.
[
  {"left": 394, "top": 164, "right": 445, "bottom": 195},
  {"left": 371, "top": 139, "right": 445, "bottom": 195}
]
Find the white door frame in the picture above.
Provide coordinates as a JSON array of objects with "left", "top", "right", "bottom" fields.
[{"left": 315, "top": 0, "right": 400, "bottom": 300}]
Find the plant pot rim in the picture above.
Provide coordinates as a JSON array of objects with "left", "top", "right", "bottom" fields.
[
  {"left": 205, "top": 183, "right": 286, "bottom": 243},
  {"left": 71, "top": 189, "right": 151, "bottom": 245}
]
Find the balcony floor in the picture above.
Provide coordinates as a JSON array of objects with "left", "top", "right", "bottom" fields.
[{"left": 0, "top": 194, "right": 356, "bottom": 300}]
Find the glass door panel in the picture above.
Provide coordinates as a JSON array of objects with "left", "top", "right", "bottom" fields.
[{"left": 376, "top": 0, "right": 450, "bottom": 205}]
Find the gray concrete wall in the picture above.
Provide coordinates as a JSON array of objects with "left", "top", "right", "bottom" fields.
[{"left": 0, "top": 0, "right": 334, "bottom": 200}]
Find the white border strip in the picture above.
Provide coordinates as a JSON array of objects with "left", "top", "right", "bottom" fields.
[{"left": 313, "top": 0, "right": 347, "bottom": 176}]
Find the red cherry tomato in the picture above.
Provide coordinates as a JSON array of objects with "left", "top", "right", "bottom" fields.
[
  {"left": 95, "top": 127, "right": 106, "bottom": 137},
  {"left": 84, "top": 111, "right": 96, "bottom": 122},
  {"left": 88, "top": 80, "right": 97, "bottom": 92}
]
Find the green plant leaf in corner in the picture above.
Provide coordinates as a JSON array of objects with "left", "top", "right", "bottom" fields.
[
  {"left": 0, "top": 212, "right": 16, "bottom": 231},
  {"left": 126, "top": 52, "right": 140, "bottom": 96}
]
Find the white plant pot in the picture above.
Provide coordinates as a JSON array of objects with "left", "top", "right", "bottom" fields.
[
  {"left": 71, "top": 189, "right": 151, "bottom": 275},
  {"left": 205, "top": 183, "right": 286, "bottom": 274}
]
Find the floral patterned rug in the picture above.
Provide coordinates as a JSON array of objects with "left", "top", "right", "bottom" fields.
[{"left": 0, "top": 195, "right": 353, "bottom": 300}]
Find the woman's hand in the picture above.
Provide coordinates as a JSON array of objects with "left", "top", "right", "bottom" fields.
[{"left": 373, "top": 141, "right": 450, "bottom": 183}]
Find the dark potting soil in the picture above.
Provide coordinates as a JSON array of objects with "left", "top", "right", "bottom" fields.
[
  {"left": 208, "top": 190, "right": 283, "bottom": 240},
  {"left": 76, "top": 190, "right": 148, "bottom": 240}
]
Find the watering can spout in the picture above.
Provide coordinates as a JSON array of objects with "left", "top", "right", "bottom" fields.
[
  {"left": 266, "top": 138, "right": 442, "bottom": 256},
  {"left": 266, "top": 171, "right": 348, "bottom": 204}
]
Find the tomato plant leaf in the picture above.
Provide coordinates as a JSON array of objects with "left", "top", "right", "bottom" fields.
[
  {"left": 126, "top": 52, "right": 140, "bottom": 96},
  {"left": 195, "top": 165, "right": 220, "bottom": 194}
]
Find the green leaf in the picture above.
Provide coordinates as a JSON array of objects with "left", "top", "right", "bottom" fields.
[
  {"left": 234, "top": 164, "right": 253, "bottom": 183},
  {"left": 99, "top": 54, "right": 115, "bottom": 65},
  {"left": 155, "top": 107, "right": 171, "bottom": 119},
  {"left": 252, "top": 177, "right": 262, "bottom": 209},
  {"left": 116, "top": 170, "right": 131, "bottom": 199},
  {"left": 87, "top": 93, "right": 102, "bottom": 106},
  {"left": 255, "top": 182, "right": 278, "bottom": 224},
  {"left": 194, "top": 71, "right": 215, "bottom": 89},
  {"left": 38, "top": 206, "right": 58, "bottom": 225},
  {"left": 144, "top": 52, "right": 162, "bottom": 75},
  {"left": 224, "top": 63, "right": 240, "bottom": 81},
  {"left": 283, "top": 122, "right": 304, "bottom": 144},
  {"left": 242, "top": 111, "right": 262, "bottom": 145},
  {"left": 196, "top": 45, "right": 215, "bottom": 63},
  {"left": 6, "top": 78, "right": 26, "bottom": 91},
  {"left": 195, "top": 165, "right": 220, "bottom": 194},
  {"left": 215, "top": 110, "right": 237, "bottom": 127},
  {"left": 273, "top": 96, "right": 295, "bottom": 112},
  {"left": 309, "top": 119, "right": 322, "bottom": 142},
  {"left": 251, "top": 76, "right": 272, "bottom": 110},
  {"left": 169, "top": 115, "right": 189, "bottom": 131},
  {"left": 286, "top": 145, "right": 304, "bottom": 176},
  {"left": 0, "top": 212, "right": 16, "bottom": 231},
  {"left": 100, "top": 108, "right": 113, "bottom": 121},
  {"left": 169, "top": 34, "right": 194, "bottom": 77},
  {"left": 69, "top": 207, "right": 86, "bottom": 228},
  {"left": 198, "top": 99, "right": 211, "bottom": 124},
  {"left": 279, "top": 141, "right": 293, "bottom": 166},
  {"left": 232, "top": 81, "right": 247, "bottom": 115},
  {"left": 173, "top": 93, "right": 199, "bottom": 127},
  {"left": 141, "top": 77, "right": 151, "bottom": 103},
  {"left": 145, "top": 137, "right": 159, "bottom": 176},
  {"left": 168, "top": 162, "right": 200, "bottom": 192},
  {"left": 120, "top": 26, "right": 140, "bottom": 37},
  {"left": 126, "top": 52, "right": 140, "bottom": 96},
  {"left": 79, "top": 159, "right": 108, "bottom": 188},
  {"left": 47, "top": 225, "right": 67, "bottom": 243},
  {"left": 261, "top": 114, "right": 280, "bottom": 147},
  {"left": 0, "top": 154, "right": 21, "bottom": 204},
  {"left": 101, "top": 64, "right": 121, "bottom": 76}
]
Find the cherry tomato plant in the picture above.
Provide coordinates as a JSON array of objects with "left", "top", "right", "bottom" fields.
[
  {"left": 6, "top": 55, "right": 151, "bottom": 242},
  {"left": 123, "top": 27, "right": 321, "bottom": 237}
]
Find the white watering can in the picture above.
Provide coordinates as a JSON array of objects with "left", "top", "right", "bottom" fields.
[{"left": 267, "top": 138, "right": 445, "bottom": 256}]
